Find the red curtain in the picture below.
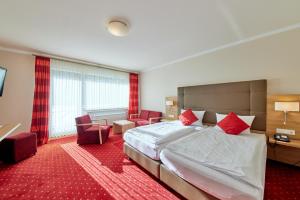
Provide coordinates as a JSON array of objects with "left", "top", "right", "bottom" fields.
[
  {"left": 30, "top": 56, "right": 50, "bottom": 145},
  {"left": 128, "top": 73, "right": 139, "bottom": 118}
]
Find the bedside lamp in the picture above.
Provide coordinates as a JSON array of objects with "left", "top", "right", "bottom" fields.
[{"left": 275, "top": 102, "right": 299, "bottom": 125}]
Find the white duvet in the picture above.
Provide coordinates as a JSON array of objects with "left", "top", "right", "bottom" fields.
[
  {"left": 127, "top": 120, "right": 195, "bottom": 145},
  {"left": 162, "top": 127, "right": 266, "bottom": 193}
]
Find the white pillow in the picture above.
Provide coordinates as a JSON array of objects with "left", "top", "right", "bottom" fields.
[
  {"left": 181, "top": 109, "right": 205, "bottom": 126},
  {"left": 215, "top": 113, "right": 255, "bottom": 134}
]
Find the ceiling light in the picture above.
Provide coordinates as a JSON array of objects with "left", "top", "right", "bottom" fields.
[{"left": 107, "top": 20, "right": 129, "bottom": 37}]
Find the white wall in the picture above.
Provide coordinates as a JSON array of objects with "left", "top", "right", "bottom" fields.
[
  {"left": 0, "top": 50, "right": 35, "bottom": 132},
  {"left": 141, "top": 29, "right": 300, "bottom": 113}
]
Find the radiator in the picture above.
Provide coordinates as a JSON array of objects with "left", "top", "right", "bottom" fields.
[{"left": 87, "top": 109, "right": 128, "bottom": 125}]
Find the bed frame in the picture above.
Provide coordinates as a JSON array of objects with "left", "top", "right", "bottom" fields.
[
  {"left": 123, "top": 143, "right": 160, "bottom": 178},
  {"left": 124, "top": 79, "right": 267, "bottom": 200}
]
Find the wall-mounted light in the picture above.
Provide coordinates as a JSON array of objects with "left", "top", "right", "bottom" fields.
[
  {"left": 166, "top": 100, "right": 174, "bottom": 106},
  {"left": 275, "top": 101, "right": 299, "bottom": 125}
]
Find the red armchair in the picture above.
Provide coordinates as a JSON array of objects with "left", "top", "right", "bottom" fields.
[
  {"left": 75, "top": 115, "right": 111, "bottom": 145},
  {"left": 129, "top": 110, "right": 162, "bottom": 126}
]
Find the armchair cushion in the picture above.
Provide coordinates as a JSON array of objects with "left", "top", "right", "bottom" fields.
[
  {"left": 136, "top": 120, "right": 150, "bottom": 126},
  {"left": 148, "top": 111, "right": 162, "bottom": 123},
  {"left": 140, "top": 110, "right": 150, "bottom": 120},
  {"left": 129, "top": 118, "right": 149, "bottom": 127},
  {"left": 86, "top": 125, "right": 100, "bottom": 132},
  {"left": 129, "top": 118, "right": 144, "bottom": 123}
]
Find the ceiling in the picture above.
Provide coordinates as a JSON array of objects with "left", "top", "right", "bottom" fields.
[{"left": 0, "top": 0, "right": 299, "bottom": 71}]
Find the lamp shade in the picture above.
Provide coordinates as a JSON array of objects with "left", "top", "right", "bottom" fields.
[
  {"left": 166, "top": 100, "right": 174, "bottom": 106},
  {"left": 275, "top": 102, "right": 299, "bottom": 112},
  {"left": 107, "top": 21, "right": 129, "bottom": 37}
]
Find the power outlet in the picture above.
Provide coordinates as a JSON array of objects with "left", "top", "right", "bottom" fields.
[{"left": 276, "top": 128, "right": 296, "bottom": 135}]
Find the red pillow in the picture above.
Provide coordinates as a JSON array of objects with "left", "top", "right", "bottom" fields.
[
  {"left": 217, "top": 112, "right": 249, "bottom": 135},
  {"left": 179, "top": 109, "right": 198, "bottom": 126}
]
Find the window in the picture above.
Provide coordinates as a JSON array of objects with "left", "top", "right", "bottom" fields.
[{"left": 50, "top": 59, "right": 129, "bottom": 137}]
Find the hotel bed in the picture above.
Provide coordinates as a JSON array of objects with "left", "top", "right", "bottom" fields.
[
  {"left": 124, "top": 120, "right": 199, "bottom": 160},
  {"left": 160, "top": 127, "right": 267, "bottom": 200},
  {"left": 124, "top": 79, "right": 267, "bottom": 199},
  {"left": 123, "top": 120, "right": 201, "bottom": 177}
]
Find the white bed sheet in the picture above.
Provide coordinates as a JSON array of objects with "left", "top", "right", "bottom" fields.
[
  {"left": 131, "top": 120, "right": 195, "bottom": 145},
  {"left": 124, "top": 129, "right": 165, "bottom": 160},
  {"left": 123, "top": 121, "right": 199, "bottom": 160},
  {"left": 160, "top": 128, "right": 267, "bottom": 200}
]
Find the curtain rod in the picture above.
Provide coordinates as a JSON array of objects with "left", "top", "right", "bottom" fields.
[{"left": 32, "top": 53, "right": 139, "bottom": 74}]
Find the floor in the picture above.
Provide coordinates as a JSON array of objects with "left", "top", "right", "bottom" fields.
[{"left": 0, "top": 134, "right": 299, "bottom": 200}]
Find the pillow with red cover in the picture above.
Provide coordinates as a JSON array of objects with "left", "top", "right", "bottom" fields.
[
  {"left": 179, "top": 109, "right": 198, "bottom": 126},
  {"left": 217, "top": 112, "right": 250, "bottom": 135}
]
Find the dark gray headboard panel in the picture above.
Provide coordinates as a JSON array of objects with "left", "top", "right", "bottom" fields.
[{"left": 178, "top": 80, "right": 267, "bottom": 131}]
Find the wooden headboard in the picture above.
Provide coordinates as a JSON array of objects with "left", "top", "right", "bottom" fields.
[{"left": 178, "top": 80, "right": 267, "bottom": 132}]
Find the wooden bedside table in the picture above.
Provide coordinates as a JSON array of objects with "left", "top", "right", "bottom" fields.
[{"left": 267, "top": 136, "right": 300, "bottom": 167}]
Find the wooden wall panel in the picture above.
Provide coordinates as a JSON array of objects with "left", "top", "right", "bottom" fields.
[
  {"left": 267, "top": 95, "right": 300, "bottom": 139},
  {"left": 165, "top": 96, "right": 178, "bottom": 119}
]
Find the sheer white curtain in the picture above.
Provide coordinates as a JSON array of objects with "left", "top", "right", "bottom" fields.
[{"left": 50, "top": 59, "right": 129, "bottom": 138}]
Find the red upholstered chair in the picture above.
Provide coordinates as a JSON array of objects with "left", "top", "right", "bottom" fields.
[
  {"left": 75, "top": 115, "right": 111, "bottom": 145},
  {"left": 129, "top": 110, "right": 162, "bottom": 126}
]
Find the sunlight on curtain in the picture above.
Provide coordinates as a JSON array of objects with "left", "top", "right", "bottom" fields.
[{"left": 50, "top": 59, "right": 129, "bottom": 138}]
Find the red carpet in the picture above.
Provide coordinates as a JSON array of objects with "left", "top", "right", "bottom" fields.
[
  {"left": 0, "top": 135, "right": 300, "bottom": 200},
  {"left": 264, "top": 160, "right": 300, "bottom": 200}
]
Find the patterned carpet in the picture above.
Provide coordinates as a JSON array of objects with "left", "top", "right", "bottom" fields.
[{"left": 0, "top": 135, "right": 299, "bottom": 200}]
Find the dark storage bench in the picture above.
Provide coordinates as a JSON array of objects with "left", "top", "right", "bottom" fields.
[{"left": 0, "top": 132, "right": 37, "bottom": 163}]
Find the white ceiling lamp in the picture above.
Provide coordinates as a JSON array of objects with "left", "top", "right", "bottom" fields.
[{"left": 107, "top": 20, "right": 129, "bottom": 37}]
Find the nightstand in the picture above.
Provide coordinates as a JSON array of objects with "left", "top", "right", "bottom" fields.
[{"left": 267, "top": 136, "right": 300, "bottom": 167}]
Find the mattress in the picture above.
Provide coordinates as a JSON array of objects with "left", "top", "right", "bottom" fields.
[
  {"left": 124, "top": 130, "right": 164, "bottom": 160},
  {"left": 123, "top": 121, "right": 199, "bottom": 160},
  {"left": 160, "top": 127, "right": 267, "bottom": 200}
]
